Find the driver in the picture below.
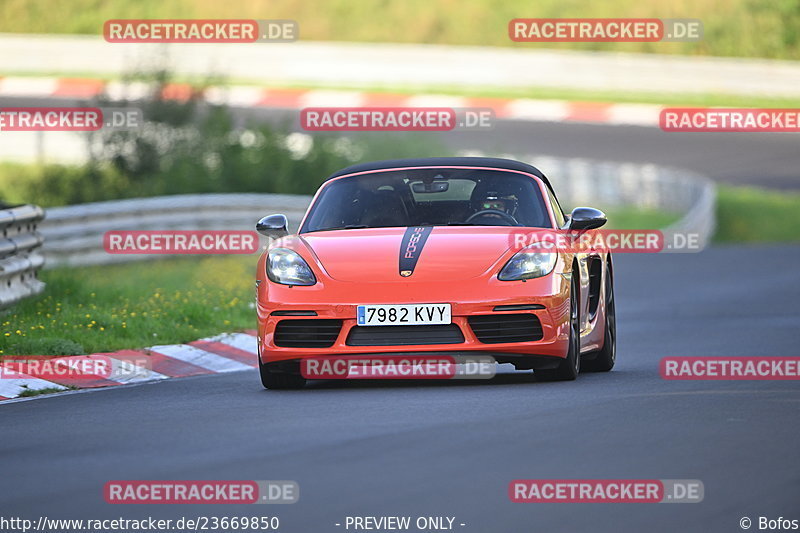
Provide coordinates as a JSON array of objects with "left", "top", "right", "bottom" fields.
[
  {"left": 467, "top": 185, "right": 520, "bottom": 225},
  {"left": 478, "top": 190, "right": 519, "bottom": 218}
]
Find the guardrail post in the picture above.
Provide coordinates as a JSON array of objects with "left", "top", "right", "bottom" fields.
[{"left": 0, "top": 204, "right": 46, "bottom": 308}]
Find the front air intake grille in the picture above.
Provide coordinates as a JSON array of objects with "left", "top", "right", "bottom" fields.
[
  {"left": 346, "top": 324, "right": 465, "bottom": 346},
  {"left": 468, "top": 314, "right": 543, "bottom": 344},
  {"left": 274, "top": 319, "right": 343, "bottom": 348}
]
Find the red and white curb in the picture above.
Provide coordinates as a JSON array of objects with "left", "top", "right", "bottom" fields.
[
  {"left": 0, "top": 76, "right": 663, "bottom": 128},
  {"left": 0, "top": 330, "right": 259, "bottom": 402}
]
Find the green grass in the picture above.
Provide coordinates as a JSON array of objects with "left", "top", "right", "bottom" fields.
[
  {"left": 16, "top": 386, "right": 77, "bottom": 398},
  {"left": 604, "top": 208, "right": 681, "bottom": 229},
  {"left": 1, "top": 0, "right": 799, "bottom": 59},
  {"left": 0, "top": 255, "right": 256, "bottom": 356},
  {"left": 715, "top": 185, "right": 800, "bottom": 243},
  {"left": 605, "top": 186, "right": 800, "bottom": 243}
]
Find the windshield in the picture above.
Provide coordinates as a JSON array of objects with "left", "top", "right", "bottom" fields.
[{"left": 301, "top": 168, "right": 552, "bottom": 233}]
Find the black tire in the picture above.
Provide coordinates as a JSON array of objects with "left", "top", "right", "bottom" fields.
[
  {"left": 583, "top": 263, "right": 616, "bottom": 372},
  {"left": 537, "top": 275, "right": 580, "bottom": 381},
  {"left": 259, "top": 357, "right": 306, "bottom": 390}
]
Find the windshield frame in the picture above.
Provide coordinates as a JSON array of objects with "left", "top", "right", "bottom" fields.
[{"left": 298, "top": 165, "right": 558, "bottom": 234}]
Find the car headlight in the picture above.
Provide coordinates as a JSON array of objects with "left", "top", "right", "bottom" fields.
[
  {"left": 267, "top": 248, "right": 316, "bottom": 286},
  {"left": 498, "top": 249, "right": 557, "bottom": 281}
]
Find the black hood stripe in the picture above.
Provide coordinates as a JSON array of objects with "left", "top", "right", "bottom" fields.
[{"left": 399, "top": 226, "right": 433, "bottom": 277}]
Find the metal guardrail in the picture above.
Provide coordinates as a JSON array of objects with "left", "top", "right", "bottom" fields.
[
  {"left": 0, "top": 204, "right": 46, "bottom": 307},
  {"left": 41, "top": 194, "right": 309, "bottom": 267},
  {"left": 518, "top": 155, "right": 717, "bottom": 247},
  {"left": 39, "top": 157, "right": 716, "bottom": 267}
]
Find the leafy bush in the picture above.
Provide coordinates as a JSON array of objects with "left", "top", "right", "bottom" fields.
[{"left": 4, "top": 71, "right": 449, "bottom": 207}]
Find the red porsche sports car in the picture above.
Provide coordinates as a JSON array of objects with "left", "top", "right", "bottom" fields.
[{"left": 255, "top": 157, "right": 615, "bottom": 389}]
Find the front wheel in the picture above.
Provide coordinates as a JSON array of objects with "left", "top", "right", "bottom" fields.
[
  {"left": 259, "top": 356, "right": 306, "bottom": 390},
  {"left": 583, "top": 264, "right": 616, "bottom": 373},
  {"left": 536, "top": 276, "right": 580, "bottom": 381}
]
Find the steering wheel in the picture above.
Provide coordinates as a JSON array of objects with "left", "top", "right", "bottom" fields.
[{"left": 465, "top": 209, "right": 518, "bottom": 226}]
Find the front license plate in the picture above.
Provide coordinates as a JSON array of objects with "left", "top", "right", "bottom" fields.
[{"left": 357, "top": 304, "right": 452, "bottom": 326}]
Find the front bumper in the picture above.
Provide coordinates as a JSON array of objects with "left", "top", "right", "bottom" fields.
[{"left": 256, "top": 274, "right": 571, "bottom": 364}]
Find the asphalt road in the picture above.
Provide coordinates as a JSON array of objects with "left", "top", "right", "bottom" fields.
[
  {"left": 439, "top": 121, "right": 800, "bottom": 190},
  {"left": 2, "top": 245, "right": 799, "bottom": 533},
  {"left": 240, "top": 107, "right": 800, "bottom": 190},
  {"left": 2, "top": 96, "right": 799, "bottom": 190}
]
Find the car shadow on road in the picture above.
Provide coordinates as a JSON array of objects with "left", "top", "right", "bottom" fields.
[{"left": 296, "top": 370, "right": 623, "bottom": 390}]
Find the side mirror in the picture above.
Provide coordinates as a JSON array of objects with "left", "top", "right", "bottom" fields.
[
  {"left": 568, "top": 207, "right": 607, "bottom": 230},
  {"left": 256, "top": 214, "right": 289, "bottom": 238}
]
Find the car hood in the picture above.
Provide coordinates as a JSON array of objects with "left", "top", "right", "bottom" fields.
[{"left": 300, "top": 227, "right": 518, "bottom": 282}]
